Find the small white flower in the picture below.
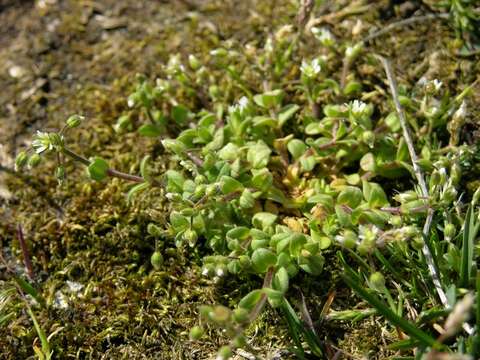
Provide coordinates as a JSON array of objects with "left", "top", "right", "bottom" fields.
[
  {"left": 345, "top": 42, "right": 363, "bottom": 59},
  {"left": 202, "top": 267, "right": 210, "bottom": 276},
  {"left": 300, "top": 58, "right": 321, "bottom": 78},
  {"left": 166, "top": 54, "right": 185, "bottom": 76},
  {"left": 345, "top": 46, "right": 355, "bottom": 58},
  {"left": 264, "top": 37, "right": 274, "bottom": 53},
  {"left": 229, "top": 96, "right": 250, "bottom": 116},
  {"left": 358, "top": 225, "right": 380, "bottom": 242},
  {"left": 433, "top": 79, "right": 443, "bottom": 92},
  {"left": 216, "top": 268, "right": 225, "bottom": 277},
  {"left": 155, "top": 78, "right": 170, "bottom": 92},
  {"left": 238, "top": 96, "right": 249, "bottom": 110},
  {"left": 311, "top": 27, "right": 335, "bottom": 46},
  {"left": 350, "top": 100, "right": 367, "bottom": 117},
  {"left": 66, "top": 280, "right": 84, "bottom": 293},
  {"left": 425, "top": 79, "right": 443, "bottom": 94},
  {"left": 31, "top": 131, "right": 52, "bottom": 154}
]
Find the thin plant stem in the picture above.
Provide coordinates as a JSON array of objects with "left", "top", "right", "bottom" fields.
[
  {"left": 248, "top": 267, "right": 274, "bottom": 323},
  {"left": 16, "top": 224, "right": 34, "bottom": 281},
  {"left": 363, "top": 14, "right": 449, "bottom": 43},
  {"left": 378, "top": 56, "right": 448, "bottom": 307},
  {"left": 61, "top": 147, "right": 145, "bottom": 183}
]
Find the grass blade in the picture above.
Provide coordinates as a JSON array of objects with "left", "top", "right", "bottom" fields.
[
  {"left": 339, "top": 254, "right": 441, "bottom": 349},
  {"left": 27, "top": 305, "right": 51, "bottom": 359},
  {"left": 460, "top": 205, "right": 476, "bottom": 287}
]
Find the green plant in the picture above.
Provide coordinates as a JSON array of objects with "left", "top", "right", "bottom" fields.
[{"left": 13, "top": 2, "right": 480, "bottom": 358}]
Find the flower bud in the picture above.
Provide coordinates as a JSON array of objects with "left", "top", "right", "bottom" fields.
[
  {"left": 210, "top": 48, "right": 228, "bottom": 57},
  {"left": 66, "top": 114, "right": 84, "bottom": 128},
  {"left": 311, "top": 27, "right": 335, "bottom": 47},
  {"left": 150, "top": 251, "right": 164, "bottom": 270},
  {"left": 450, "top": 163, "right": 461, "bottom": 186},
  {"left": 215, "top": 263, "right": 227, "bottom": 277},
  {"left": 194, "top": 174, "right": 207, "bottom": 184},
  {"left": 362, "top": 130, "right": 375, "bottom": 148},
  {"left": 389, "top": 216, "right": 402, "bottom": 227},
  {"left": 188, "top": 54, "right": 201, "bottom": 71},
  {"left": 345, "top": 42, "right": 363, "bottom": 60},
  {"left": 205, "top": 184, "right": 217, "bottom": 197},
  {"left": 217, "top": 346, "right": 232, "bottom": 360},
  {"left": 394, "top": 191, "right": 418, "bottom": 203},
  {"left": 233, "top": 308, "right": 249, "bottom": 323},
  {"left": 189, "top": 326, "right": 204, "bottom": 341},
  {"left": 209, "top": 85, "right": 220, "bottom": 98},
  {"left": 232, "top": 334, "right": 247, "bottom": 348},
  {"left": 238, "top": 255, "right": 251, "bottom": 269},
  {"left": 55, "top": 165, "right": 66, "bottom": 183},
  {"left": 444, "top": 223, "right": 456, "bottom": 241},
  {"left": 201, "top": 264, "right": 215, "bottom": 277},
  {"left": 48, "top": 132, "right": 64, "bottom": 149},
  {"left": 336, "top": 230, "right": 357, "bottom": 249},
  {"left": 114, "top": 115, "right": 132, "bottom": 134},
  {"left": 442, "top": 186, "right": 458, "bottom": 204},
  {"left": 429, "top": 170, "right": 442, "bottom": 188},
  {"left": 27, "top": 153, "right": 41, "bottom": 168},
  {"left": 184, "top": 229, "right": 198, "bottom": 247},
  {"left": 15, "top": 151, "right": 29, "bottom": 170},
  {"left": 369, "top": 272, "right": 385, "bottom": 292}
]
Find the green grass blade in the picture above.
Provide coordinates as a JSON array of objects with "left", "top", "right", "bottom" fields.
[
  {"left": 27, "top": 306, "right": 51, "bottom": 359},
  {"left": 280, "top": 299, "right": 324, "bottom": 358},
  {"left": 340, "top": 259, "right": 441, "bottom": 349},
  {"left": 473, "top": 273, "right": 480, "bottom": 357},
  {"left": 280, "top": 300, "right": 306, "bottom": 359},
  {"left": 460, "top": 205, "right": 476, "bottom": 287},
  {"left": 14, "top": 277, "right": 45, "bottom": 308}
]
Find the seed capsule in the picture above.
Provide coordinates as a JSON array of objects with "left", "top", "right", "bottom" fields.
[
  {"left": 66, "top": 114, "right": 84, "bottom": 128},
  {"left": 232, "top": 308, "right": 249, "bottom": 323},
  {"left": 15, "top": 151, "right": 29, "bottom": 170},
  {"left": 217, "top": 346, "right": 232, "bottom": 360},
  {"left": 444, "top": 223, "right": 456, "bottom": 240},
  {"left": 150, "top": 251, "right": 164, "bottom": 270},
  {"left": 27, "top": 153, "right": 41, "bottom": 168},
  {"left": 189, "top": 326, "right": 204, "bottom": 341}
]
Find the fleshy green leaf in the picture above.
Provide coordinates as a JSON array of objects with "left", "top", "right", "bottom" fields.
[
  {"left": 253, "top": 89, "right": 283, "bottom": 108},
  {"left": 138, "top": 123, "right": 163, "bottom": 137},
  {"left": 251, "top": 248, "right": 277, "bottom": 273},
  {"left": 278, "top": 104, "right": 300, "bottom": 127},
  {"left": 273, "top": 267, "right": 289, "bottom": 294},
  {"left": 252, "top": 212, "right": 277, "bottom": 229},
  {"left": 337, "top": 186, "right": 363, "bottom": 208},
  {"left": 239, "top": 289, "right": 263, "bottom": 310},
  {"left": 287, "top": 139, "right": 307, "bottom": 159},
  {"left": 172, "top": 105, "right": 189, "bottom": 124},
  {"left": 220, "top": 176, "right": 244, "bottom": 194},
  {"left": 247, "top": 141, "right": 271, "bottom": 169}
]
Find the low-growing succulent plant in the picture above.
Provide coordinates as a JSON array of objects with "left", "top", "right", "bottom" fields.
[{"left": 10, "top": 1, "right": 480, "bottom": 358}]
